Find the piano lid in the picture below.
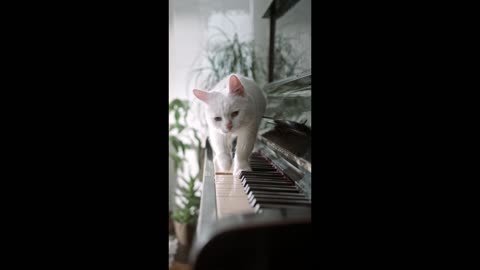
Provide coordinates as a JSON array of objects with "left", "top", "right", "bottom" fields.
[
  {"left": 258, "top": 70, "right": 311, "bottom": 170},
  {"left": 260, "top": 70, "right": 311, "bottom": 130}
]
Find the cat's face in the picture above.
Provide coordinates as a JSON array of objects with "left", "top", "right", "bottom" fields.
[
  {"left": 193, "top": 75, "right": 252, "bottom": 135},
  {"left": 204, "top": 92, "right": 250, "bottom": 134}
]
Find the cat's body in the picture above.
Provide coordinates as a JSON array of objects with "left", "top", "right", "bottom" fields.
[{"left": 193, "top": 74, "right": 266, "bottom": 177}]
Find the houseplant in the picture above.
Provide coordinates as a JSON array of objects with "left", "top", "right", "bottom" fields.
[
  {"left": 191, "top": 30, "right": 302, "bottom": 91},
  {"left": 169, "top": 98, "right": 204, "bottom": 180},
  {"left": 191, "top": 31, "right": 264, "bottom": 91},
  {"left": 169, "top": 98, "right": 202, "bottom": 246},
  {"left": 171, "top": 174, "right": 200, "bottom": 246}
]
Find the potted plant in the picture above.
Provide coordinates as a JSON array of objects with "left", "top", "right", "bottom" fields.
[
  {"left": 191, "top": 29, "right": 301, "bottom": 91},
  {"left": 171, "top": 174, "right": 200, "bottom": 246},
  {"left": 169, "top": 99, "right": 204, "bottom": 181},
  {"left": 169, "top": 98, "right": 203, "bottom": 247},
  {"left": 192, "top": 31, "right": 263, "bottom": 91}
]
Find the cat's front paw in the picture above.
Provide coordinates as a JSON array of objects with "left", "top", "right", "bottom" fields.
[
  {"left": 233, "top": 160, "right": 251, "bottom": 177},
  {"left": 215, "top": 153, "right": 232, "bottom": 172}
]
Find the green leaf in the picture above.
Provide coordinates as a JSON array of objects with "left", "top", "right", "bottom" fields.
[
  {"left": 170, "top": 137, "right": 180, "bottom": 153},
  {"left": 169, "top": 99, "right": 182, "bottom": 112},
  {"left": 169, "top": 153, "right": 181, "bottom": 171},
  {"left": 178, "top": 186, "right": 189, "bottom": 194},
  {"left": 177, "top": 124, "right": 185, "bottom": 133},
  {"left": 169, "top": 152, "right": 186, "bottom": 172},
  {"left": 174, "top": 110, "right": 180, "bottom": 123},
  {"left": 178, "top": 141, "right": 186, "bottom": 155},
  {"left": 193, "top": 130, "right": 201, "bottom": 148},
  {"left": 169, "top": 123, "right": 186, "bottom": 134}
]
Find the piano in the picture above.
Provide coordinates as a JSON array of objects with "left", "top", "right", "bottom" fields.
[{"left": 189, "top": 71, "right": 312, "bottom": 270}]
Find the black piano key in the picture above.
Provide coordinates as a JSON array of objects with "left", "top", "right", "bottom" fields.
[
  {"left": 245, "top": 185, "right": 299, "bottom": 193},
  {"left": 244, "top": 185, "right": 295, "bottom": 194},
  {"left": 242, "top": 175, "right": 287, "bottom": 180},
  {"left": 249, "top": 159, "right": 272, "bottom": 162},
  {"left": 257, "top": 203, "right": 311, "bottom": 210},
  {"left": 253, "top": 203, "right": 309, "bottom": 213},
  {"left": 244, "top": 175, "right": 290, "bottom": 181},
  {"left": 244, "top": 184, "right": 296, "bottom": 192},
  {"left": 257, "top": 208, "right": 311, "bottom": 217},
  {"left": 249, "top": 163, "right": 274, "bottom": 166},
  {"left": 241, "top": 173, "right": 285, "bottom": 179},
  {"left": 244, "top": 180, "right": 292, "bottom": 185},
  {"left": 250, "top": 168, "right": 278, "bottom": 172},
  {"left": 247, "top": 194, "right": 308, "bottom": 203},
  {"left": 242, "top": 178, "right": 290, "bottom": 184},
  {"left": 243, "top": 152, "right": 311, "bottom": 212},
  {"left": 248, "top": 196, "right": 310, "bottom": 206},
  {"left": 241, "top": 171, "right": 283, "bottom": 176},
  {"left": 241, "top": 174, "right": 286, "bottom": 180},
  {"left": 252, "top": 195, "right": 310, "bottom": 202},
  {"left": 241, "top": 179, "right": 291, "bottom": 187},
  {"left": 243, "top": 175, "right": 288, "bottom": 179},
  {"left": 241, "top": 175, "right": 287, "bottom": 180},
  {"left": 249, "top": 159, "right": 271, "bottom": 162},
  {"left": 251, "top": 198, "right": 311, "bottom": 207},
  {"left": 249, "top": 164, "right": 275, "bottom": 167},
  {"left": 245, "top": 182, "right": 297, "bottom": 189},
  {"left": 248, "top": 190, "right": 306, "bottom": 199},
  {"left": 242, "top": 179, "right": 290, "bottom": 185},
  {"left": 241, "top": 170, "right": 281, "bottom": 174},
  {"left": 250, "top": 194, "right": 310, "bottom": 201},
  {"left": 242, "top": 173, "right": 284, "bottom": 177},
  {"left": 246, "top": 185, "right": 302, "bottom": 194}
]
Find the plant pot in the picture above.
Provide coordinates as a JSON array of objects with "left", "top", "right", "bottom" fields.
[
  {"left": 169, "top": 211, "right": 174, "bottom": 235},
  {"left": 173, "top": 221, "right": 195, "bottom": 247}
]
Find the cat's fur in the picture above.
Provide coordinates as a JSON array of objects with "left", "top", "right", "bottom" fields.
[{"left": 193, "top": 74, "right": 266, "bottom": 177}]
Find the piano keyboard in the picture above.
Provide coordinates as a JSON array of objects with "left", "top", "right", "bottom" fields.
[{"left": 215, "top": 152, "right": 310, "bottom": 218}]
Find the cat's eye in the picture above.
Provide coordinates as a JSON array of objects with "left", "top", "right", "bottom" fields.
[
  {"left": 214, "top": 117, "right": 222, "bottom": 121},
  {"left": 231, "top": 111, "right": 239, "bottom": 117}
]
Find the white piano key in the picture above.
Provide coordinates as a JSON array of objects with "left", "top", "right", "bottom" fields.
[
  {"left": 215, "top": 174, "right": 254, "bottom": 218},
  {"left": 216, "top": 190, "right": 249, "bottom": 197}
]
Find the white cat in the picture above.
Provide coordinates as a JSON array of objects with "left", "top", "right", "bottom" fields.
[{"left": 193, "top": 74, "right": 267, "bottom": 177}]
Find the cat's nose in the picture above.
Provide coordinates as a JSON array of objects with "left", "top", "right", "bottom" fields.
[{"left": 226, "top": 122, "right": 233, "bottom": 130}]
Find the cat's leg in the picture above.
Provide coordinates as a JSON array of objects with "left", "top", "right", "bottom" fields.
[
  {"left": 233, "top": 126, "right": 257, "bottom": 177},
  {"left": 209, "top": 131, "right": 232, "bottom": 172}
]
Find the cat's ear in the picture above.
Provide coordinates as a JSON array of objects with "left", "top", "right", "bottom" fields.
[
  {"left": 193, "top": 89, "right": 209, "bottom": 103},
  {"left": 228, "top": 75, "right": 244, "bottom": 96}
]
